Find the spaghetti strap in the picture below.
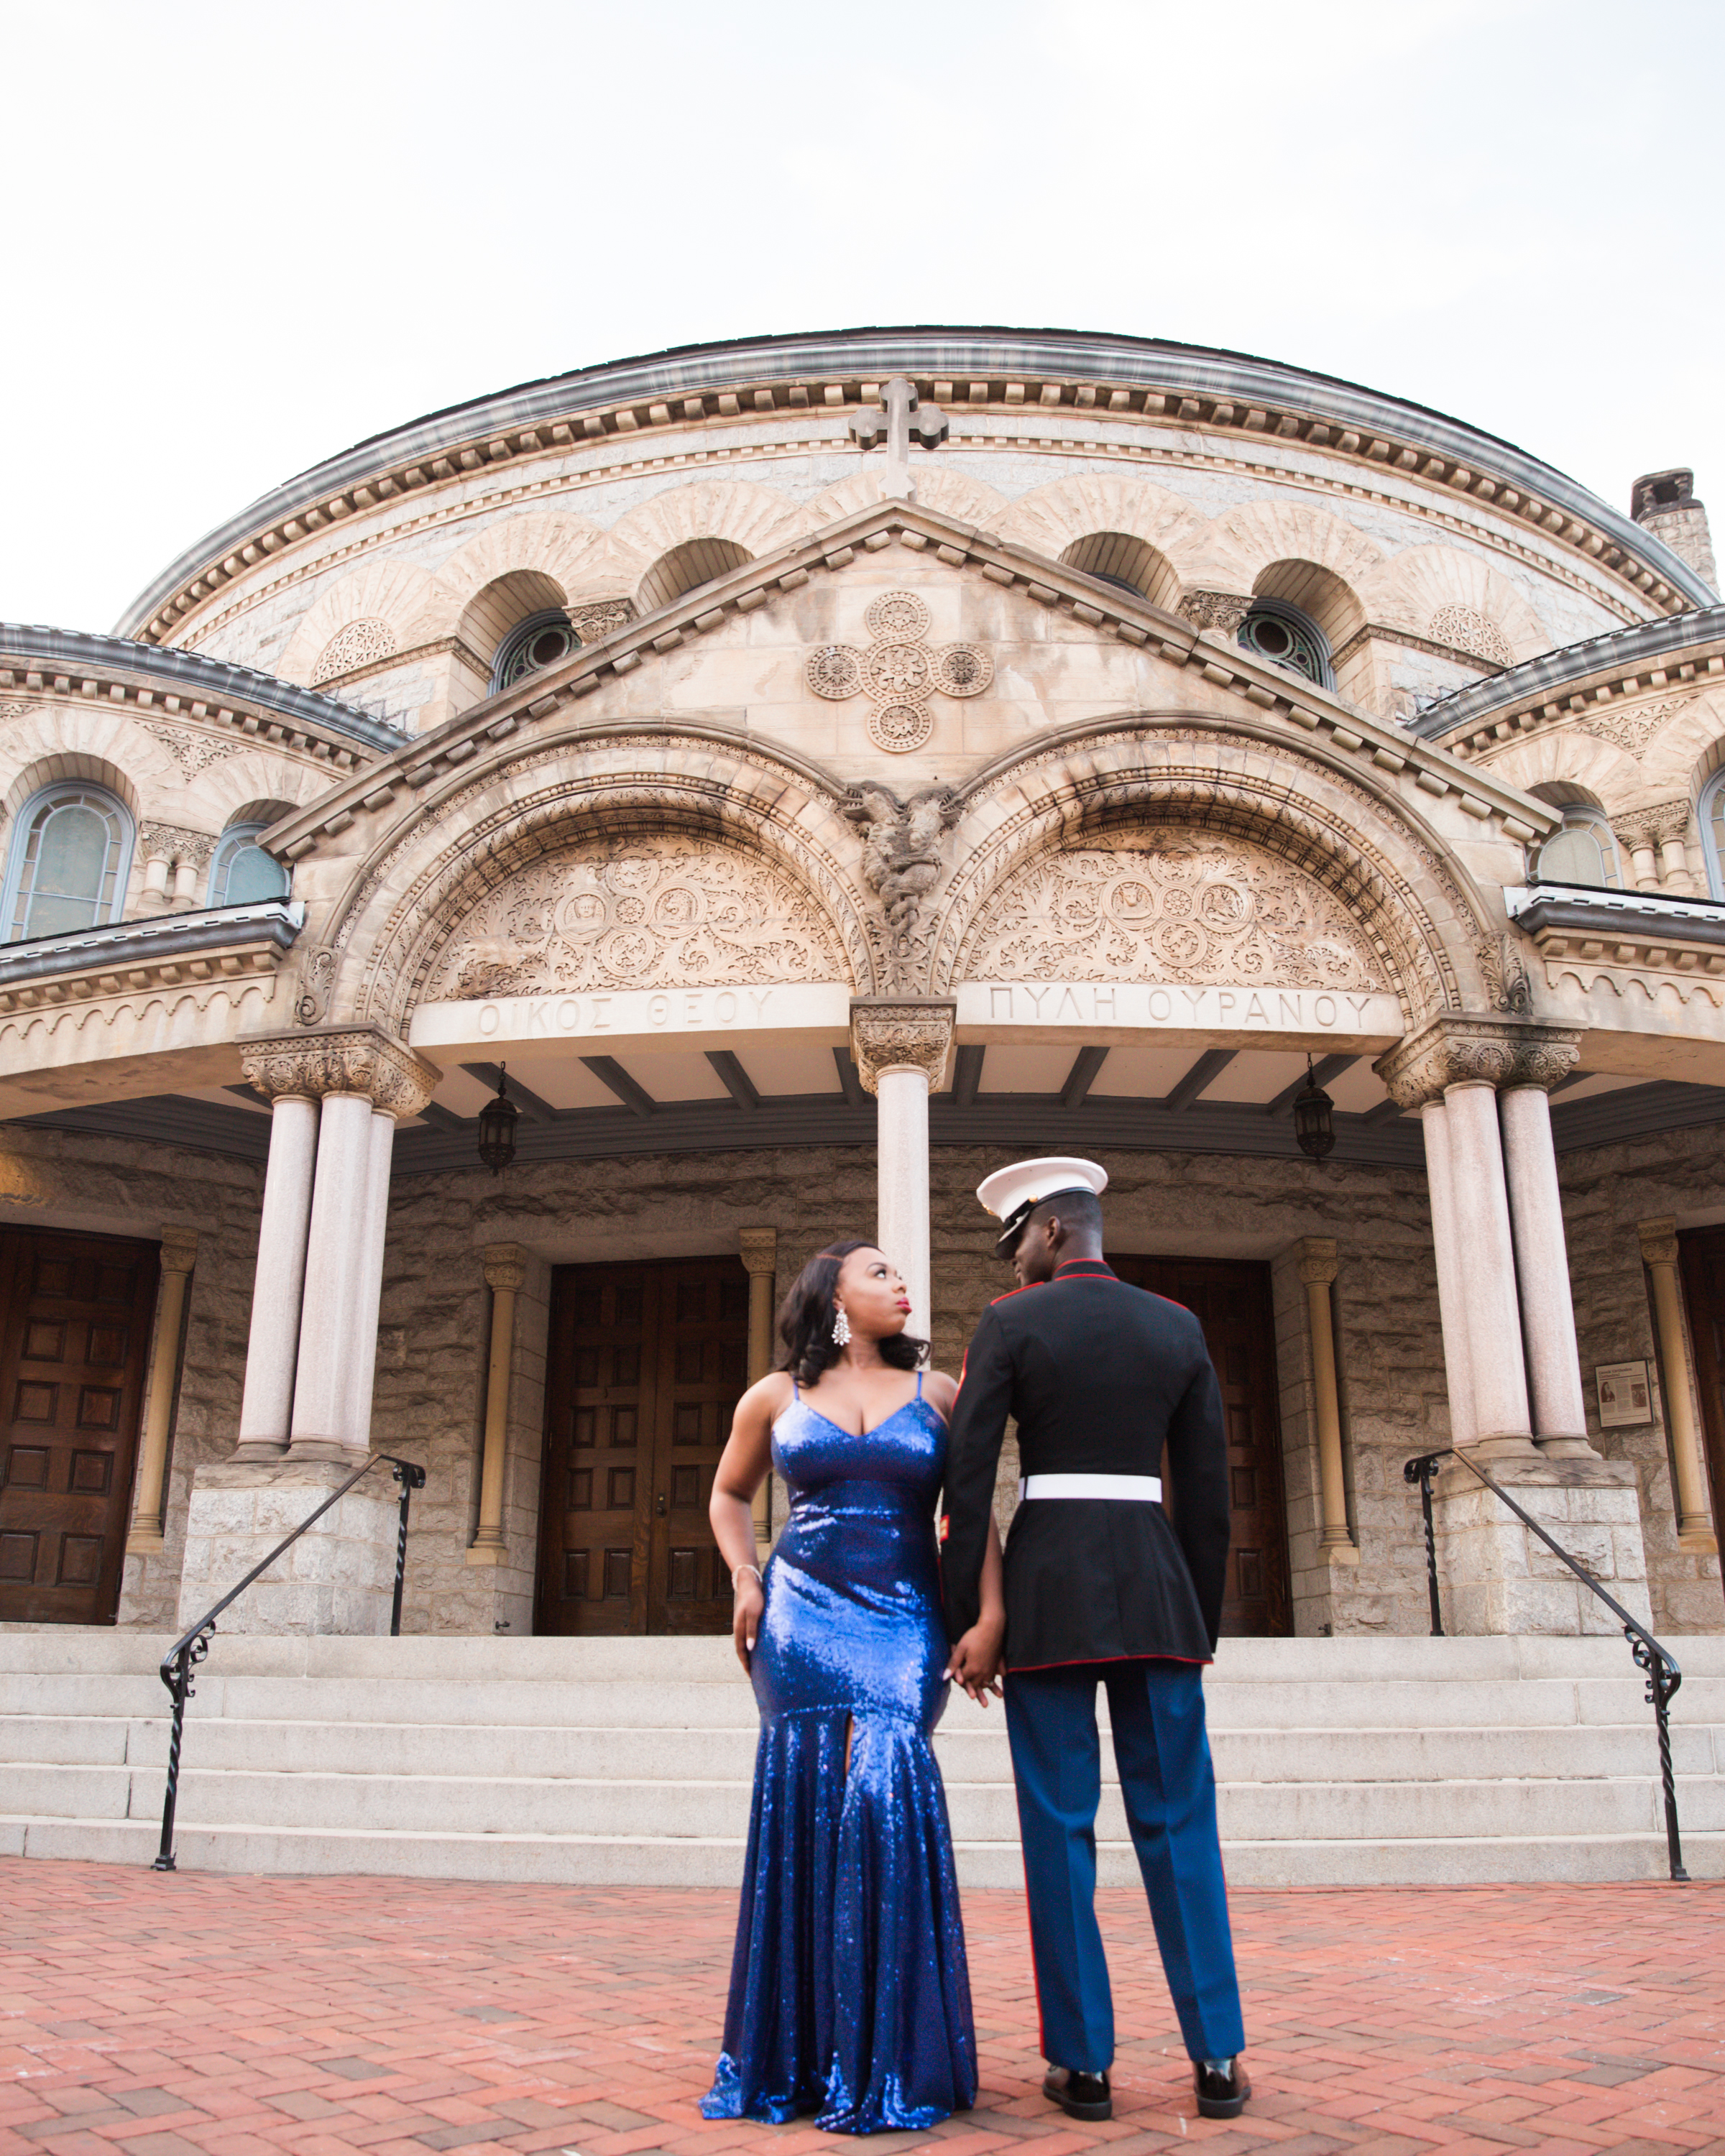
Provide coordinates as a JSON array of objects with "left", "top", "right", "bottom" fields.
[
  {"left": 915, "top": 1369, "right": 924, "bottom": 1400},
  {"left": 791, "top": 1377, "right": 800, "bottom": 1400}
]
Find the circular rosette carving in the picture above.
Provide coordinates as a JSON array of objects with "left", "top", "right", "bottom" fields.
[
  {"left": 805, "top": 645, "right": 863, "bottom": 700},
  {"left": 862, "top": 641, "right": 932, "bottom": 705},
  {"left": 865, "top": 590, "right": 931, "bottom": 642},
  {"left": 868, "top": 703, "right": 934, "bottom": 754},
  {"left": 931, "top": 642, "right": 993, "bottom": 697}
]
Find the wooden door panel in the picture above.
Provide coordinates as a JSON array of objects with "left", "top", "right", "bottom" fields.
[
  {"left": 1108, "top": 1252, "right": 1291, "bottom": 1637},
  {"left": 0, "top": 1227, "right": 159, "bottom": 1625},
  {"left": 1678, "top": 1227, "right": 1725, "bottom": 1567},
  {"left": 538, "top": 1257, "right": 748, "bottom": 1636}
]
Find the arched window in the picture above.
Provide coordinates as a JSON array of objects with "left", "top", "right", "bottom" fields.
[
  {"left": 208, "top": 824, "right": 290, "bottom": 907},
  {"left": 3, "top": 784, "right": 133, "bottom": 942},
  {"left": 1535, "top": 808, "right": 1622, "bottom": 890},
  {"left": 1700, "top": 769, "right": 1725, "bottom": 899},
  {"left": 636, "top": 538, "right": 754, "bottom": 616},
  {"left": 1237, "top": 598, "right": 1333, "bottom": 690},
  {"left": 490, "top": 609, "right": 581, "bottom": 694}
]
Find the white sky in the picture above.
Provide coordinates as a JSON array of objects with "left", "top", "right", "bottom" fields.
[{"left": 4, "top": 0, "right": 1719, "bottom": 635}]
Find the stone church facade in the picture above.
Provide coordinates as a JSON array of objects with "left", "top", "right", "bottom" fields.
[{"left": 1, "top": 326, "right": 1722, "bottom": 1651}]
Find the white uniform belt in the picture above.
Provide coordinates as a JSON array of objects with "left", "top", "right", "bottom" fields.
[{"left": 1018, "top": 1473, "right": 1162, "bottom": 1503}]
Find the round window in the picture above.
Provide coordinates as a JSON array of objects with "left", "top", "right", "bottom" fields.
[{"left": 492, "top": 611, "right": 580, "bottom": 693}]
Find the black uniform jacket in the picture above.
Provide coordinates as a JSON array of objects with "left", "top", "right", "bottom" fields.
[{"left": 939, "top": 1259, "right": 1230, "bottom": 1670}]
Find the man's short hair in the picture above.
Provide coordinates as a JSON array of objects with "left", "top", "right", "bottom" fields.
[{"left": 1028, "top": 1187, "right": 1103, "bottom": 1238}]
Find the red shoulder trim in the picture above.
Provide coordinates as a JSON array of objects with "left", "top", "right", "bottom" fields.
[{"left": 988, "top": 1280, "right": 1044, "bottom": 1306}]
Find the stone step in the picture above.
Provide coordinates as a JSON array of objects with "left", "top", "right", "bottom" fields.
[
  {"left": 2, "top": 1712, "right": 1718, "bottom": 1786},
  {"left": 9, "top": 1668, "right": 1720, "bottom": 1733},
  {"left": 3, "top": 1812, "right": 1719, "bottom": 1887},
  {"left": 9, "top": 1754, "right": 1719, "bottom": 1846}
]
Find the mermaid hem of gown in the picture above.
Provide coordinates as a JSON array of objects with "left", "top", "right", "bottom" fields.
[{"left": 700, "top": 1706, "right": 977, "bottom": 2132}]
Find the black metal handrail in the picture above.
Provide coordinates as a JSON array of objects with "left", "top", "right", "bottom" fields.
[
  {"left": 1404, "top": 1447, "right": 1687, "bottom": 1882},
  {"left": 152, "top": 1452, "right": 426, "bottom": 1872}
]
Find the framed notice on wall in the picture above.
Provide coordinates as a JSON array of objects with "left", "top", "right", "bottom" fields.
[{"left": 1596, "top": 1360, "right": 1653, "bottom": 1427}]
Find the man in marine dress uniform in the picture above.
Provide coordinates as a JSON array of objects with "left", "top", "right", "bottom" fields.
[{"left": 941, "top": 1157, "right": 1248, "bottom": 2123}]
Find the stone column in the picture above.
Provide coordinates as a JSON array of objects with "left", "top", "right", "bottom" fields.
[
  {"left": 468, "top": 1244, "right": 527, "bottom": 1566},
  {"left": 1378, "top": 1013, "right": 1652, "bottom": 1634},
  {"left": 231, "top": 1089, "right": 319, "bottom": 1462},
  {"left": 850, "top": 998, "right": 954, "bottom": 1342},
  {"left": 177, "top": 1027, "right": 441, "bottom": 1635},
  {"left": 125, "top": 1227, "right": 198, "bottom": 1552},
  {"left": 1499, "top": 1033, "right": 1591, "bottom": 1455},
  {"left": 343, "top": 1110, "right": 398, "bottom": 1452},
  {"left": 1639, "top": 1217, "right": 1719, "bottom": 1552},
  {"left": 1298, "top": 1238, "right": 1356, "bottom": 1563},
  {"left": 739, "top": 1227, "right": 778, "bottom": 1552},
  {"left": 1416, "top": 1099, "right": 1476, "bottom": 1447}
]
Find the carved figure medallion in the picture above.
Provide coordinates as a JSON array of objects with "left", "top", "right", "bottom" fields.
[
  {"left": 804, "top": 589, "right": 992, "bottom": 754},
  {"left": 427, "top": 835, "right": 847, "bottom": 1001},
  {"left": 962, "top": 831, "right": 1386, "bottom": 990}
]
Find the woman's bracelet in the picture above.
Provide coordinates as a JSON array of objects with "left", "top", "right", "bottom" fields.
[{"left": 732, "top": 1562, "right": 763, "bottom": 1593}]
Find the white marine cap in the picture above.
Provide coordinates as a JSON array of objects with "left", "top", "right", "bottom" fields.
[{"left": 977, "top": 1156, "right": 1109, "bottom": 1258}]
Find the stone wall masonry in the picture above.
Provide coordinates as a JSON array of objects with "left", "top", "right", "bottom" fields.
[
  {"left": 1559, "top": 1121, "right": 1725, "bottom": 1634},
  {"left": 174, "top": 1460, "right": 402, "bottom": 1635},
  {"left": 0, "top": 1125, "right": 265, "bottom": 1633}
]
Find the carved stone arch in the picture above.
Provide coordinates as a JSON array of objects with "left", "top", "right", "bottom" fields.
[
  {"left": 1170, "top": 499, "right": 1385, "bottom": 642},
  {"left": 806, "top": 467, "right": 1008, "bottom": 528},
  {"left": 605, "top": 480, "right": 813, "bottom": 589},
  {"left": 985, "top": 473, "right": 1205, "bottom": 609},
  {"left": 305, "top": 729, "right": 880, "bottom": 1033},
  {"left": 414, "top": 510, "right": 617, "bottom": 646},
  {"left": 1482, "top": 731, "right": 1645, "bottom": 808},
  {"left": 277, "top": 557, "right": 436, "bottom": 684},
  {"left": 927, "top": 720, "right": 1501, "bottom": 1027},
  {"left": 1357, "top": 543, "right": 1549, "bottom": 665}
]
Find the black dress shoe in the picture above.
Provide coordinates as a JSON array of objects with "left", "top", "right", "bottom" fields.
[
  {"left": 1194, "top": 2056, "right": 1250, "bottom": 2119},
  {"left": 1043, "top": 2066, "right": 1111, "bottom": 2121}
]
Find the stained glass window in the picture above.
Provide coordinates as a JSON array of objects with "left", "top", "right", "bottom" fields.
[
  {"left": 6, "top": 787, "right": 132, "bottom": 941},
  {"left": 209, "top": 825, "right": 289, "bottom": 906},
  {"left": 1238, "top": 601, "right": 1333, "bottom": 690}
]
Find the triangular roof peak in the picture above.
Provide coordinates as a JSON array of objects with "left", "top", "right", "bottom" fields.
[{"left": 268, "top": 494, "right": 1552, "bottom": 860}]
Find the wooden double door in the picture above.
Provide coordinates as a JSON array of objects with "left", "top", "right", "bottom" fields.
[
  {"left": 1109, "top": 1253, "right": 1292, "bottom": 1636},
  {"left": 537, "top": 1257, "right": 749, "bottom": 1635},
  {"left": 0, "top": 1228, "right": 159, "bottom": 1626},
  {"left": 1678, "top": 1227, "right": 1725, "bottom": 1559}
]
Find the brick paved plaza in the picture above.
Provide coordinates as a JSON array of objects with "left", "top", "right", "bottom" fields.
[{"left": 1, "top": 1864, "right": 1721, "bottom": 2156}]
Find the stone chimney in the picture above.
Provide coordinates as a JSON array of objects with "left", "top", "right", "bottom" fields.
[{"left": 1631, "top": 468, "right": 1718, "bottom": 593}]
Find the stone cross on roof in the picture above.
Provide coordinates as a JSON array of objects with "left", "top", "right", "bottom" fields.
[{"left": 849, "top": 376, "right": 949, "bottom": 502}]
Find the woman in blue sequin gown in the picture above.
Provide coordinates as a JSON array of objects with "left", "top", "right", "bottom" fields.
[{"left": 703, "top": 1240, "right": 1006, "bottom": 2134}]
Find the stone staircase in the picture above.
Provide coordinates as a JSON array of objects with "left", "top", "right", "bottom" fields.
[{"left": 1, "top": 1631, "right": 1721, "bottom": 1886}]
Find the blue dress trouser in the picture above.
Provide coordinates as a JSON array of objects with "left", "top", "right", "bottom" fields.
[{"left": 1003, "top": 1658, "right": 1245, "bottom": 2072}]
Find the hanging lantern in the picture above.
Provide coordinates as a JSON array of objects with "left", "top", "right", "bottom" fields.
[
  {"left": 477, "top": 1065, "right": 518, "bottom": 1174},
  {"left": 1293, "top": 1055, "right": 1335, "bottom": 1162}
]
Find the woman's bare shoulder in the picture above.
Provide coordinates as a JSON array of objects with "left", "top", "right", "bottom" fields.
[{"left": 923, "top": 1368, "right": 960, "bottom": 1413}]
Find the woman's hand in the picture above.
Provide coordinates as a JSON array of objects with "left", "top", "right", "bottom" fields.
[
  {"left": 944, "top": 1616, "right": 1005, "bottom": 1705},
  {"left": 732, "top": 1573, "right": 765, "bottom": 1672}
]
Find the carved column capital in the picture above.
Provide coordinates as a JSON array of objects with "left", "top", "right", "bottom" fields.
[
  {"left": 1612, "top": 798, "right": 1693, "bottom": 849},
  {"left": 1297, "top": 1235, "right": 1339, "bottom": 1289},
  {"left": 849, "top": 998, "right": 956, "bottom": 1095},
  {"left": 1638, "top": 1215, "right": 1680, "bottom": 1269},
  {"left": 482, "top": 1243, "right": 528, "bottom": 1295},
  {"left": 738, "top": 1226, "right": 778, "bottom": 1279},
  {"left": 1375, "top": 1015, "right": 1581, "bottom": 1108},
  {"left": 158, "top": 1226, "right": 199, "bottom": 1276},
  {"left": 139, "top": 820, "right": 218, "bottom": 867},
  {"left": 1178, "top": 590, "right": 1253, "bottom": 637},
  {"left": 240, "top": 1026, "right": 443, "bottom": 1118}
]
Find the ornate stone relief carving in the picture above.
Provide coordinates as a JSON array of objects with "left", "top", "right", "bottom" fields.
[
  {"left": 567, "top": 599, "right": 635, "bottom": 645},
  {"left": 842, "top": 783, "right": 960, "bottom": 992},
  {"left": 139, "top": 821, "right": 217, "bottom": 867},
  {"left": 850, "top": 998, "right": 956, "bottom": 1095},
  {"left": 961, "top": 831, "right": 1386, "bottom": 992},
  {"left": 1177, "top": 591, "right": 1252, "bottom": 637},
  {"left": 804, "top": 591, "right": 991, "bottom": 754},
  {"left": 312, "top": 618, "right": 398, "bottom": 683},
  {"left": 1611, "top": 798, "right": 1693, "bottom": 849},
  {"left": 139, "top": 721, "right": 246, "bottom": 780},
  {"left": 242, "top": 1025, "right": 441, "bottom": 1117},
  {"left": 1574, "top": 695, "right": 1696, "bottom": 762},
  {"left": 1, "top": 701, "right": 26, "bottom": 724},
  {"left": 425, "top": 834, "right": 847, "bottom": 1002},
  {"left": 1427, "top": 604, "right": 1512, "bottom": 668},
  {"left": 1478, "top": 933, "right": 1533, "bottom": 1015},
  {"left": 1376, "top": 1015, "right": 1581, "bottom": 1108}
]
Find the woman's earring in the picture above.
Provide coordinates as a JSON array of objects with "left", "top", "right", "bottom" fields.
[{"left": 831, "top": 1304, "right": 852, "bottom": 1347}]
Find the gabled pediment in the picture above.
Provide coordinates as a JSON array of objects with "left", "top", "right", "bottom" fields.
[{"left": 266, "top": 495, "right": 1552, "bottom": 867}]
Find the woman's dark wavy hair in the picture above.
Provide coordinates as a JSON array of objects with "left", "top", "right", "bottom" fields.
[{"left": 776, "top": 1240, "right": 928, "bottom": 1386}]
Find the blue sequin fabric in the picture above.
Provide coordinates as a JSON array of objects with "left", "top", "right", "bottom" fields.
[{"left": 702, "top": 1381, "right": 978, "bottom": 2133}]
